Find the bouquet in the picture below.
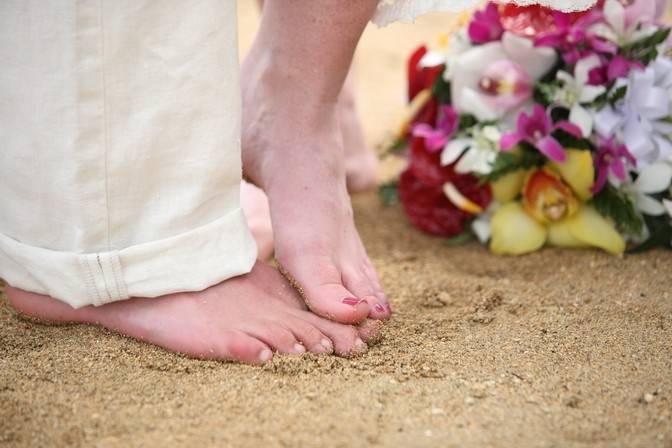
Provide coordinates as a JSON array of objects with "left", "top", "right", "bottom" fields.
[{"left": 384, "top": 0, "right": 672, "bottom": 255}]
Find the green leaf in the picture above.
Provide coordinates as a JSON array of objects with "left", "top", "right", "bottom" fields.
[
  {"left": 458, "top": 114, "right": 478, "bottom": 131},
  {"left": 381, "top": 136, "right": 408, "bottom": 159},
  {"left": 483, "top": 146, "right": 546, "bottom": 182},
  {"left": 444, "top": 229, "right": 474, "bottom": 246},
  {"left": 608, "top": 85, "right": 627, "bottom": 107},
  {"left": 628, "top": 214, "right": 672, "bottom": 253},
  {"left": 621, "top": 27, "right": 671, "bottom": 65},
  {"left": 590, "top": 184, "right": 644, "bottom": 237},
  {"left": 431, "top": 70, "right": 451, "bottom": 105},
  {"left": 552, "top": 128, "right": 593, "bottom": 151},
  {"left": 378, "top": 180, "right": 400, "bottom": 206},
  {"left": 534, "top": 81, "right": 560, "bottom": 107}
]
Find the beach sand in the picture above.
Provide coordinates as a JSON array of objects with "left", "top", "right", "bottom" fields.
[{"left": 1, "top": 4, "right": 671, "bottom": 447}]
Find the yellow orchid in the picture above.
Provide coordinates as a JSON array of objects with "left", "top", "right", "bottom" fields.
[{"left": 489, "top": 149, "right": 625, "bottom": 256}]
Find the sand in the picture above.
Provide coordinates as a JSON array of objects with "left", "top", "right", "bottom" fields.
[{"left": 1, "top": 4, "right": 671, "bottom": 447}]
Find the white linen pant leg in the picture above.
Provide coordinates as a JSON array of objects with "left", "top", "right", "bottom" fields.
[{"left": 0, "top": 0, "right": 257, "bottom": 308}]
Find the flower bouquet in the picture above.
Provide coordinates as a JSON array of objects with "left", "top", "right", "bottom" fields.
[{"left": 383, "top": 0, "right": 672, "bottom": 255}]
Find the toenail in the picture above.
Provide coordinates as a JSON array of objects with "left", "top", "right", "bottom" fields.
[
  {"left": 354, "top": 337, "right": 366, "bottom": 350},
  {"left": 320, "top": 338, "right": 334, "bottom": 352},
  {"left": 293, "top": 343, "right": 306, "bottom": 354},
  {"left": 342, "top": 297, "right": 362, "bottom": 306},
  {"left": 259, "top": 349, "right": 273, "bottom": 363},
  {"left": 374, "top": 304, "right": 385, "bottom": 313}
]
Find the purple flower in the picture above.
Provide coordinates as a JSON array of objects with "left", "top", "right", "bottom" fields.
[
  {"left": 535, "top": 11, "right": 617, "bottom": 64},
  {"left": 411, "top": 105, "right": 458, "bottom": 153},
  {"left": 468, "top": 3, "right": 504, "bottom": 44},
  {"left": 591, "top": 136, "right": 636, "bottom": 193},
  {"left": 500, "top": 104, "right": 583, "bottom": 162},
  {"left": 587, "top": 55, "right": 644, "bottom": 85}
]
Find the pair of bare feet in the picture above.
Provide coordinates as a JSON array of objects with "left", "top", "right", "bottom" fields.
[{"left": 6, "top": 49, "right": 383, "bottom": 364}]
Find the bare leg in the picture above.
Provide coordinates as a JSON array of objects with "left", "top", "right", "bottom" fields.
[
  {"left": 242, "top": 0, "right": 391, "bottom": 325},
  {"left": 255, "top": 0, "right": 378, "bottom": 193}
]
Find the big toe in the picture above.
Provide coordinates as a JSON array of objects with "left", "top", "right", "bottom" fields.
[{"left": 279, "top": 260, "right": 371, "bottom": 325}]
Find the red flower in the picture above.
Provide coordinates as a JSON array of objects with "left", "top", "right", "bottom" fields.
[
  {"left": 398, "top": 167, "right": 493, "bottom": 238},
  {"left": 499, "top": 4, "right": 584, "bottom": 39},
  {"left": 408, "top": 46, "right": 443, "bottom": 100},
  {"left": 407, "top": 46, "right": 444, "bottom": 128},
  {"left": 398, "top": 168, "right": 467, "bottom": 237},
  {"left": 408, "top": 136, "right": 455, "bottom": 186}
]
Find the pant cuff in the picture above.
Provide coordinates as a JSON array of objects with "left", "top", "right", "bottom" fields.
[{"left": 0, "top": 208, "right": 257, "bottom": 308}]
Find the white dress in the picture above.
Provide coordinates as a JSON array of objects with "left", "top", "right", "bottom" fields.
[
  {"left": 0, "top": 0, "right": 596, "bottom": 309},
  {"left": 372, "top": 0, "right": 597, "bottom": 26}
]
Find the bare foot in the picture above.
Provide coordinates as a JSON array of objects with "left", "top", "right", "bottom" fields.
[
  {"left": 339, "top": 69, "right": 378, "bottom": 193},
  {"left": 241, "top": 180, "right": 274, "bottom": 260},
  {"left": 5, "top": 262, "right": 378, "bottom": 364},
  {"left": 241, "top": 63, "right": 391, "bottom": 326}
]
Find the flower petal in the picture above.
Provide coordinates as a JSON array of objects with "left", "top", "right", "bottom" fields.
[
  {"left": 550, "top": 149, "right": 595, "bottom": 200},
  {"left": 569, "top": 104, "right": 593, "bottom": 138},
  {"left": 490, "top": 202, "right": 547, "bottom": 255},
  {"left": 636, "top": 193, "right": 666, "bottom": 215},
  {"left": 604, "top": 0, "right": 626, "bottom": 36},
  {"left": 537, "top": 136, "right": 567, "bottom": 162},
  {"left": 663, "top": 199, "right": 672, "bottom": 218},
  {"left": 566, "top": 205, "right": 626, "bottom": 254},
  {"left": 634, "top": 162, "right": 672, "bottom": 193},
  {"left": 441, "top": 138, "right": 471, "bottom": 166},
  {"left": 491, "top": 169, "right": 526, "bottom": 203},
  {"left": 472, "top": 216, "right": 492, "bottom": 243},
  {"left": 554, "top": 121, "right": 584, "bottom": 139},
  {"left": 579, "top": 85, "right": 606, "bottom": 103},
  {"left": 575, "top": 55, "right": 602, "bottom": 86},
  {"left": 500, "top": 132, "right": 523, "bottom": 151},
  {"left": 547, "top": 220, "right": 589, "bottom": 248},
  {"left": 502, "top": 32, "right": 557, "bottom": 80}
]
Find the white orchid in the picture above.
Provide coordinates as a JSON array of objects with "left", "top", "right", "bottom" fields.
[
  {"left": 471, "top": 203, "right": 498, "bottom": 243},
  {"left": 590, "top": 0, "right": 659, "bottom": 46},
  {"left": 554, "top": 55, "right": 607, "bottom": 137},
  {"left": 419, "top": 29, "right": 473, "bottom": 80},
  {"left": 440, "top": 125, "right": 500, "bottom": 175},
  {"left": 594, "top": 57, "right": 672, "bottom": 166},
  {"left": 626, "top": 162, "right": 672, "bottom": 216},
  {"left": 450, "top": 32, "right": 557, "bottom": 122},
  {"left": 665, "top": 199, "right": 672, "bottom": 218}
]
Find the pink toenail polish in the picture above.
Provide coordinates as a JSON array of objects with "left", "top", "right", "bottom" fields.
[
  {"left": 342, "top": 297, "right": 362, "bottom": 306},
  {"left": 258, "top": 349, "right": 273, "bottom": 363},
  {"left": 293, "top": 343, "right": 306, "bottom": 354},
  {"left": 375, "top": 304, "right": 385, "bottom": 313}
]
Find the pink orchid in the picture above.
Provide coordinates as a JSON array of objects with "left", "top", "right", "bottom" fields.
[
  {"left": 411, "top": 105, "right": 459, "bottom": 153},
  {"left": 535, "top": 11, "right": 617, "bottom": 64},
  {"left": 591, "top": 136, "right": 636, "bottom": 193},
  {"left": 500, "top": 104, "right": 583, "bottom": 162},
  {"left": 468, "top": 3, "right": 504, "bottom": 44},
  {"left": 587, "top": 54, "right": 644, "bottom": 85}
]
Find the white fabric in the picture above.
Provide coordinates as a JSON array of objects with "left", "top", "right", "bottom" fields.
[
  {"left": 0, "top": 0, "right": 257, "bottom": 308},
  {"left": 373, "top": 0, "right": 598, "bottom": 26}
]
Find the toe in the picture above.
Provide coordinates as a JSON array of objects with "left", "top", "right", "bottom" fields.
[
  {"left": 357, "top": 319, "right": 383, "bottom": 345},
  {"left": 293, "top": 310, "right": 368, "bottom": 358},
  {"left": 342, "top": 267, "right": 390, "bottom": 320},
  {"left": 279, "top": 258, "right": 371, "bottom": 325},
  {"left": 213, "top": 330, "right": 274, "bottom": 365},
  {"left": 284, "top": 315, "right": 334, "bottom": 355},
  {"left": 243, "top": 321, "right": 306, "bottom": 355}
]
